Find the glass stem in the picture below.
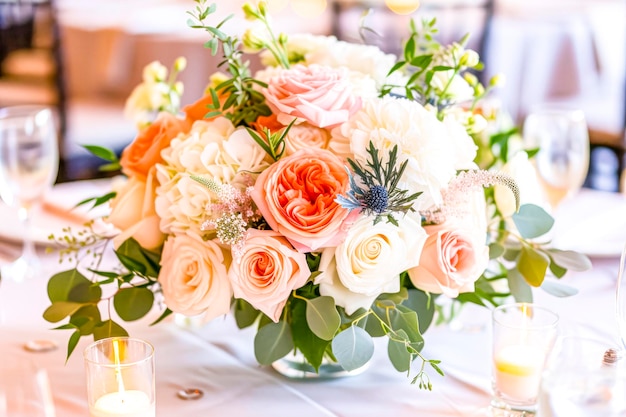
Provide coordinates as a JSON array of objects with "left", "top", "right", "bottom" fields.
[{"left": 18, "top": 206, "right": 36, "bottom": 263}]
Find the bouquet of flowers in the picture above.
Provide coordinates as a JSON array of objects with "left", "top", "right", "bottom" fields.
[{"left": 45, "top": 0, "right": 590, "bottom": 388}]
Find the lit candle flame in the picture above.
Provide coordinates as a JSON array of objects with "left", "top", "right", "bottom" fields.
[{"left": 113, "top": 339, "right": 126, "bottom": 400}]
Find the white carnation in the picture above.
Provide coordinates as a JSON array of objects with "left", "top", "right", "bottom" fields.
[{"left": 333, "top": 96, "right": 477, "bottom": 210}]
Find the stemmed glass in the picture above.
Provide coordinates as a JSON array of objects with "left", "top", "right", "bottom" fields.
[
  {"left": 0, "top": 106, "right": 59, "bottom": 281},
  {"left": 0, "top": 360, "right": 56, "bottom": 417},
  {"left": 523, "top": 107, "right": 589, "bottom": 210},
  {"left": 616, "top": 243, "right": 626, "bottom": 349}
]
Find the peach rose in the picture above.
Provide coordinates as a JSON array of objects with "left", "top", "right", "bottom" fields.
[
  {"left": 228, "top": 229, "right": 310, "bottom": 322},
  {"left": 263, "top": 64, "right": 361, "bottom": 129},
  {"left": 407, "top": 221, "right": 489, "bottom": 298},
  {"left": 251, "top": 148, "right": 355, "bottom": 252},
  {"left": 107, "top": 167, "right": 165, "bottom": 250},
  {"left": 159, "top": 232, "right": 232, "bottom": 319},
  {"left": 284, "top": 122, "right": 331, "bottom": 156},
  {"left": 120, "top": 112, "right": 190, "bottom": 179}
]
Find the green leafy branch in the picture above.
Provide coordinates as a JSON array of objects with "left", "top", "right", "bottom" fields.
[
  {"left": 246, "top": 119, "right": 295, "bottom": 161},
  {"left": 187, "top": 0, "right": 271, "bottom": 126},
  {"left": 43, "top": 238, "right": 166, "bottom": 360}
]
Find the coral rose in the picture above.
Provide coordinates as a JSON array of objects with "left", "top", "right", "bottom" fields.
[
  {"left": 228, "top": 229, "right": 310, "bottom": 322},
  {"left": 262, "top": 64, "right": 361, "bottom": 129},
  {"left": 251, "top": 148, "right": 355, "bottom": 252},
  {"left": 159, "top": 232, "right": 232, "bottom": 319},
  {"left": 407, "top": 221, "right": 489, "bottom": 298},
  {"left": 120, "top": 112, "right": 190, "bottom": 179},
  {"left": 107, "top": 167, "right": 165, "bottom": 250}
]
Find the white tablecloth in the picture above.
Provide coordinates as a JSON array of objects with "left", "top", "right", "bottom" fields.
[{"left": 0, "top": 180, "right": 624, "bottom": 416}]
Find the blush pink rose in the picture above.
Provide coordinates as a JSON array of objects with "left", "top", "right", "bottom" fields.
[
  {"left": 407, "top": 222, "right": 489, "bottom": 298},
  {"left": 159, "top": 232, "right": 232, "bottom": 319},
  {"left": 228, "top": 229, "right": 310, "bottom": 322},
  {"left": 263, "top": 64, "right": 361, "bottom": 129},
  {"left": 251, "top": 148, "right": 355, "bottom": 252}
]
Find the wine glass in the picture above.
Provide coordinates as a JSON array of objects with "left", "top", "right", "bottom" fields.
[
  {"left": 616, "top": 243, "right": 626, "bottom": 350},
  {"left": 0, "top": 105, "right": 59, "bottom": 281},
  {"left": 0, "top": 360, "right": 56, "bottom": 417},
  {"left": 523, "top": 107, "right": 589, "bottom": 210}
]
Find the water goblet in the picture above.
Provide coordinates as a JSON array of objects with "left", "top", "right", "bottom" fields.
[
  {"left": 0, "top": 105, "right": 59, "bottom": 281},
  {"left": 523, "top": 107, "right": 589, "bottom": 210},
  {"left": 0, "top": 360, "right": 56, "bottom": 417},
  {"left": 615, "top": 243, "right": 626, "bottom": 349},
  {"left": 490, "top": 303, "right": 559, "bottom": 416}
]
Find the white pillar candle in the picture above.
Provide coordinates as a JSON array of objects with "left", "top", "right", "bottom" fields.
[
  {"left": 494, "top": 344, "right": 545, "bottom": 401},
  {"left": 90, "top": 390, "right": 155, "bottom": 417}
]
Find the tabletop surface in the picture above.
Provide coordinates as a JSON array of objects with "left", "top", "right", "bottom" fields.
[{"left": 0, "top": 180, "right": 624, "bottom": 416}]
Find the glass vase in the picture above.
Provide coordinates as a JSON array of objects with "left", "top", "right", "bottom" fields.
[{"left": 271, "top": 350, "right": 370, "bottom": 380}]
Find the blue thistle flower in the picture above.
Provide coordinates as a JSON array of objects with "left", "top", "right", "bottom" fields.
[{"left": 365, "top": 185, "right": 389, "bottom": 214}]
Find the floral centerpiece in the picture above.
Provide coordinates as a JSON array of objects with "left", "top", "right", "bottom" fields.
[{"left": 45, "top": 1, "right": 590, "bottom": 388}]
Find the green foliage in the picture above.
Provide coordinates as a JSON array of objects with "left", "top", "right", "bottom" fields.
[
  {"left": 305, "top": 296, "right": 341, "bottom": 341},
  {"left": 253, "top": 321, "right": 294, "bottom": 365},
  {"left": 332, "top": 326, "right": 374, "bottom": 372},
  {"left": 512, "top": 204, "right": 554, "bottom": 239},
  {"left": 290, "top": 297, "right": 330, "bottom": 371}
]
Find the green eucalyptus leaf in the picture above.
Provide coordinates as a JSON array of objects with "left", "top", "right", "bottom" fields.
[
  {"left": 150, "top": 308, "right": 173, "bottom": 326},
  {"left": 387, "top": 329, "right": 411, "bottom": 372},
  {"left": 306, "top": 296, "right": 341, "bottom": 341},
  {"left": 43, "top": 301, "right": 83, "bottom": 323},
  {"left": 401, "top": 289, "right": 435, "bottom": 335},
  {"left": 512, "top": 204, "right": 554, "bottom": 239},
  {"left": 70, "top": 304, "right": 102, "bottom": 335},
  {"left": 68, "top": 282, "right": 102, "bottom": 303},
  {"left": 331, "top": 326, "right": 374, "bottom": 372},
  {"left": 93, "top": 319, "right": 129, "bottom": 340},
  {"left": 489, "top": 242, "right": 505, "bottom": 259},
  {"left": 378, "top": 288, "right": 409, "bottom": 304},
  {"left": 66, "top": 330, "right": 82, "bottom": 362},
  {"left": 547, "top": 249, "right": 592, "bottom": 271},
  {"left": 507, "top": 268, "right": 533, "bottom": 303},
  {"left": 518, "top": 246, "right": 549, "bottom": 286},
  {"left": 549, "top": 261, "right": 567, "bottom": 278},
  {"left": 254, "top": 320, "right": 294, "bottom": 366},
  {"left": 48, "top": 269, "right": 91, "bottom": 302},
  {"left": 541, "top": 279, "right": 579, "bottom": 297},
  {"left": 113, "top": 287, "right": 154, "bottom": 321},
  {"left": 390, "top": 309, "right": 423, "bottom": 349},
  {"left": 291, "top": 298, "right": 328, "bottom": 371},
  {"left": 82, "top": 145, "right": 117, "bottom": 162},
  {"left": 234, "top": 299, "right": 261, "bottom": 329}
]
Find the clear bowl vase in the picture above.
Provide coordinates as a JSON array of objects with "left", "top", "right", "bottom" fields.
[{"left": 271, "top": 350, "right": 370, "bottom": 380}]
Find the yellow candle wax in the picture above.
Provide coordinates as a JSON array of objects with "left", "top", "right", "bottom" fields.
[{"left": 494, "top": 344, "right": 544, "bottom": 401}]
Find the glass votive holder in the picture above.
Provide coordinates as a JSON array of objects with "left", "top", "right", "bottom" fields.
[
  {"left": 490, "top": 303, "right": 559, "bottom": 416},
  {"left": 539, "top": 336, "right": 626, "bottom": 416},
  {"left": 84, "top": 337, "right": 155, "bottom": 417}
]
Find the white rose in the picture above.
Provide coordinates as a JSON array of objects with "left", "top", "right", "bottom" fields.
[
  {"left": 315, "top": 215, "right": 427, "bottom": 314},
  {"left": 159, "top": 232, "right": 232, "bottom": 319}
]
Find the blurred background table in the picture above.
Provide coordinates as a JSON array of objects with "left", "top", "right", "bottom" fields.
[{"left": 0, "top": 179, "right": 625, "bottom": 416}]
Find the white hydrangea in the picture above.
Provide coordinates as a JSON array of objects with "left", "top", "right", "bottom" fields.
[
  {"left": 155, "top": 117, "right": 270, "bottom": 236},
  {"left": 332, "top": 96, "right": 477, "bottom": 210}
]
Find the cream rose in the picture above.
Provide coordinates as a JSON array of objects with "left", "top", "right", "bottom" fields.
[
  {"left": 315, "top": 215, "right": 427, "bottom": 314},
  {"left": 251, "top": 148, "right": 355, "bottom": 252},
  {"left": 407, "top": 220, "right": 489, "bottom": 298},
  {"left": 159, "top": 232, "right": 232, "bottom": 319},
  {"left": 284, "top": 122, "right": 331, "bottom": 156},
  {"left": 228, "top": 229, "right": 311, "bottom": 322},
  {"left": 262, "top": 64, "right": 361, "bottom": 128},
  {"left": 107, "top": 168, "right": 165, "bottom": 250}
]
